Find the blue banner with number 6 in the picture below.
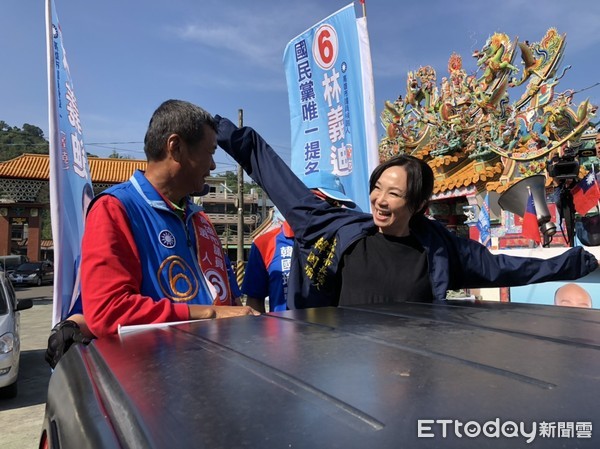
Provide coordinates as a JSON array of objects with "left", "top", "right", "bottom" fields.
[{"left": 283, "top": 3, "right": 378, "bottom": 212}]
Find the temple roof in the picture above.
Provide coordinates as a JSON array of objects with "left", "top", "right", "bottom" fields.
[
  {"left": 0, "top": 153, "right": 555, "bottom": 198},
  {"left": 0, "top": 153, "right": 147, "bottom": 183},
  {"left": 485, "top": 173, "right": 555, "bottom": 194},
  {"left": 432, "top": 160, "right": 503, "bottom": 194}
]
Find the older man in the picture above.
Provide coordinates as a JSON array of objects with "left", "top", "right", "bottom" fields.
[
  {"left": 78, "top": 100, "right": 258, "bottom": 338},
  {"left": 554, "top": 283, "right": 593, "bottom": 308}
]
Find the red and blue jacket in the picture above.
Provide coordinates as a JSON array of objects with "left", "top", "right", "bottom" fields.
[
  {"left": 99, "top": 170, "right": 233, "bottom": 306},
  {"left": 81, "top": 170, "right": 236, "bottom": 336},
  {"left": 242, "top": 222, "right": 294, "bottom": 311}
]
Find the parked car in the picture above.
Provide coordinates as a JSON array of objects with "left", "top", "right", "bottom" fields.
[
  {"left": 0, "top": 255, "right": 29, "bottom": 277},
  {"left": 0, "top": 272, "right": 33, "bottom": 398},
  {"left": 9, "top": 261, "right": 53, "bottom": 287},
  {"left": 40, "top": 301, "right": 600, "bottom": 448}
]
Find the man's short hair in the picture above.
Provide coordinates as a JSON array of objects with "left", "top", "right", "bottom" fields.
[{"left": 144, "top": 99, "right": 216, "bottom": 161}]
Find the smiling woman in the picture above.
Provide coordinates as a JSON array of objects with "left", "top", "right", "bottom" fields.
[
  {"left": 369, "top": 156, "right": 433, "bottom": 237},
  {"left": 216, "top": 116, "right": 599, "bottom": 309}
]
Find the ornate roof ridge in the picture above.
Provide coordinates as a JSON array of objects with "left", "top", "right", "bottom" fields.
[{"left": 0, "top": 153, "right": 147, "bottom": 183}]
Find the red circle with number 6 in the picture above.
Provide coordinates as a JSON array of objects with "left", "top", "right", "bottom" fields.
[{"left": 313, "top": 24, "right": 338, "bottom": 70}]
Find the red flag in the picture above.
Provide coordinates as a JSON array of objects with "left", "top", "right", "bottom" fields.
[
  {"left": 522, "top": 190, "right": 541, "bottom": 244},
  {"left": 571, "top": 171, "right": 600, "bottom": 216}
]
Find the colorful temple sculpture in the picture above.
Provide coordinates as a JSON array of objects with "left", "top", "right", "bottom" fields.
[{"left": 379, "top": 29, "right": 599, "bottom": 248}]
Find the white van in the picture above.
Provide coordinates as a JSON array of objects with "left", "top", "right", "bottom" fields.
[{"left": 0, "top": 271, "right": 33, "bottom": 398}]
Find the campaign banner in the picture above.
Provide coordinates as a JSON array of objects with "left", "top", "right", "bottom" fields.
[
  {"left": 283, "top": 3, "right": 378, "bottom": 212},
  {"left": 46, "top": 0, "right": 94, "bottom": 325},
  {"left": 477, "top": 193, "right": 491, "bottom": 247}
]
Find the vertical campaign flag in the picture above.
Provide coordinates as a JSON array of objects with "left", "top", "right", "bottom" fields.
[
  {"left": 283, "top": 3, "right": 378, "bottom": 212},
  {"left": 46, "top": 0, "right": 94, "bottom": 326},
  {"left": 477, "top": 193, "right": 491, "bottom": 247},
  {"left": 522, "top": 189, "right": 541, "bottom": 244},
  {"left": 571, "top": 170, "right": 600, "bottom": 216}
]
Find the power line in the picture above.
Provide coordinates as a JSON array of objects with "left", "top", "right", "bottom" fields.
[
  {"left": 86, "top": 144, "right": 145, "bottom": 154},
  {"left": 0, "top": 139, "right": 292, "bottom": 153},
  {"left": 87, "top": 141, "right": 143, "bottom": 145},
  {"left": 0, "top": 142, "right": 48, "bottom": 147}
]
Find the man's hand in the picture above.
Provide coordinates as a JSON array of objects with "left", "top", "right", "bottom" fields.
[
  {"left": 215, "top": 305, "right": 261, "bottom": 318},
  {"left": 188, "top": 305, "right": 260, "bottom": 320},
  {"left": 45, "top": 320, "right": 93, "bottom": 369}
]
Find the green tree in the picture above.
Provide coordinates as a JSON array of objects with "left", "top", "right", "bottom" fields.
[
  {"left": 22, "top": 123, "right": 45, "bottom": 138},
  {"left": 41, "top": 209, "right": 53, "bottom": 240},
  {"left": 108, "top": 149, "right": 132, "bottom": 159},
  {"left": 0, "top": 120, "right": 49, "bottom": 161},
  {"left": 221, "top": 170, "right": 258, "bottom": 193}
]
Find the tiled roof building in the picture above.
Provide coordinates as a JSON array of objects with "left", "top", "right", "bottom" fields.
[{"left": 0, "top": 154, "right": 263, "bottom": 262}]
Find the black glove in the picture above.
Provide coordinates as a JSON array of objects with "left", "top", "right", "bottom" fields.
[{"left": 45, "top": 320, "right": 92, "bottom": 369}]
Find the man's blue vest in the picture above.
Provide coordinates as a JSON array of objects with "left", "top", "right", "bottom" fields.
[{"left": 101, "top": 170, "right": 215, "bottom": 304}]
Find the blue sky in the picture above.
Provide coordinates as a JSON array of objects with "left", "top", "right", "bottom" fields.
[{"left": 2, "top": 0, "right": 599, "bottom": 174}]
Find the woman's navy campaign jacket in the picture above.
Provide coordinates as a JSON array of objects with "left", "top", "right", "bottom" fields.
[{"left": 215, "top": 116, "right": 597, "bottom": 309}]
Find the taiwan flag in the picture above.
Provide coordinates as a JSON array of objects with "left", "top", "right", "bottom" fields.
[
  {"left": 522, "top": 190, "right": 541, "bottom": 244},
  {"left": 571, "top": 171, "right": 600, "bottom": 216}
]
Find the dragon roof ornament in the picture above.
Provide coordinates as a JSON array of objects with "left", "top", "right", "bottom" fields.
[{"left": 379, "top": 28, "right": 599, "bottom": 194}]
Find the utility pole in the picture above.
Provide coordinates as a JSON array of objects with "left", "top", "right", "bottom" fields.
[
  {"left": 236, "top": 109, "right": 245, "bottom": 286},
  {"left": 261, "top": 188, "right": 267, "bottom": 223}
]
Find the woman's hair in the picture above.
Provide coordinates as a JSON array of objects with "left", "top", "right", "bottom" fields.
[
  {"left": 369, "top": 154, "right": 434, "bottom": 215},
  {"left": 143, "top": 99, "right": 216, "bottom": 161}
]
